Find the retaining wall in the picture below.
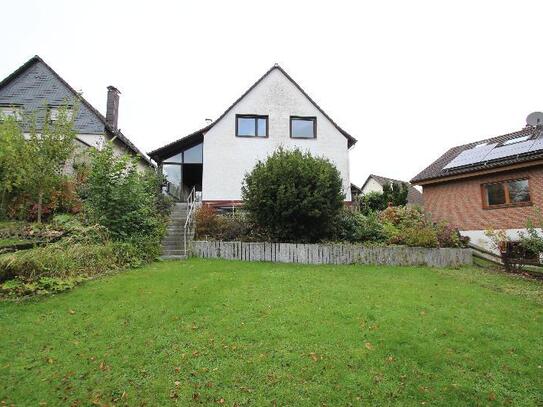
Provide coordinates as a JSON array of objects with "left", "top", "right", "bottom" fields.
[{"left": 191, "top": 241, "right": 472, "bottom": 267}]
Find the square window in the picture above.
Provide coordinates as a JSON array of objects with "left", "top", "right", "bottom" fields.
[
  {"left": 49, "top": 106, "right": 73, "bottom": 122},
  {"left": 485, "top": 183, "right": 506, "bottom": 206},
  {"left": 290, "top": 117, "right": 316, "bottom": 139},
  {"left": 0, "top": 106, "right": 22, "bottom": 121},
  {"left": 483, "top": 178, "right": 531, "bottom": 208},
  {"left": 236, "top": 115, "right": 267, "bottom": 137},
  {"left": 508, "top": 179, "right": 530, "bottom": 203}
]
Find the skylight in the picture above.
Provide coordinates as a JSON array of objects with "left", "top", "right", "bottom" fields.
[{"left": 501, "top": 135, "right": 531, "bottom": 146}]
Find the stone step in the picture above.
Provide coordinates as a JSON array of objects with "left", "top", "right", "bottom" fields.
[
  {"left": 163, "top": 242, "right": 185, "bottom": 248},
  {"left": 164, "top": 237, "right": 186, "bottom": 241},
  {"left": 160, "top": 254, "right": 187, "bottom": 260},
  {"left": 162, "top": 250, "right": 186, "bottom": 256}
]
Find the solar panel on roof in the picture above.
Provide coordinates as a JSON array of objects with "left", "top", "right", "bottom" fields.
[
  {"left": 443, "top": 143, "right": 496, "bottom": 169},
  {"left": 484, "top": 139, "right": 536, "bottom": 161},
  {"left": 528, "top": 136, "right": 543, "bottom": 153}
]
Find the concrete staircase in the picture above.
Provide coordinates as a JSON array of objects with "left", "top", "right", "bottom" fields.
[{"left": 161, "top": 202, "right": 193, "bottom": 260}]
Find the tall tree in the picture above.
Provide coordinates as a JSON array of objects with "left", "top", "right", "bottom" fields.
[
  {"left": 23, "top": 105, "right": 76, "bottom": 222},
  {"left": 0, "top": 115, "right": 28, "bottom": 218}
]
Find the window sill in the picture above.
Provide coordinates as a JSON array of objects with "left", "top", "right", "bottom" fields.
[{"left": 483, "top": 202, "right": 533, "bottom": 210}]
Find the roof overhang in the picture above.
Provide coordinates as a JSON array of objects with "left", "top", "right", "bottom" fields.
[
  {"left": 148, "top": 128, "right": 206, "bottom": 162},
  {"left": 414, "top": 158, "right": 543, "bottom": 186}
]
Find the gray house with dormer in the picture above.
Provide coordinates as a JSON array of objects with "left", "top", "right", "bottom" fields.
[{"left": 0, "top": 55, "right": 151, "bottom": 169}]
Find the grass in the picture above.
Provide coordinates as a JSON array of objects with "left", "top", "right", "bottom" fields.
[
  {"left": 0, "top": 238, "right": 28, "bottom": 247},
  {"left": 1, "top": 259, "right": 542, "bottom": 406}
]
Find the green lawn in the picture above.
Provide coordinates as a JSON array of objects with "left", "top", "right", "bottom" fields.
[
  {"left": 0, "top": 238, "right": 29, "bottom": 247},
  {"left": 1, "top": 259, "right": 542, "bottom": 406}
]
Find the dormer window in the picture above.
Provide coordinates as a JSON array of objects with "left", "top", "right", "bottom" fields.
[
  {"left": 0, "top": 106, "right": 22, "bottom": 121},
  {"left": 290, "top": 116, "right": 316, "bottom": 139},
  {"left": 236, "top": 115, "right": 268, "bottom": 137},
  {"left": 49, "top": 106, "right": 73, "bottom": 123}
]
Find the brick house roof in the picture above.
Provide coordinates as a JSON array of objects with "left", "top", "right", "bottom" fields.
[{"left": 411, "top": 126, "right": 543, "bottom": 184}]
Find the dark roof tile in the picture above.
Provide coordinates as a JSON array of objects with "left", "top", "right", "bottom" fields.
[{"left": 411, "top": 127, "right": 543, "bottom": 183}]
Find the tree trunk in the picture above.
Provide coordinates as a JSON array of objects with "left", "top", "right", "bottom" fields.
[{"left": 37, "top": 191, "right": 43, "bottom": 224}]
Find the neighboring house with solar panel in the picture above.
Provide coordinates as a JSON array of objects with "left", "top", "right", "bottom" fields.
[
  {"left": 148, "top": 64, "right": 357, "bottom": 206},
  {"left": 0, "top": 55, "right": 152, "bottom": 170},
  {"left": 411, "top": 113, "right": 543, "bottom": 250},
  {"left": 360, "top": 174, "right": 423, "bottom": 207}
]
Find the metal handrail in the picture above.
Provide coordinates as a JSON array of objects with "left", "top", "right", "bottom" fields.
[{"left": 183, "top": 186, "right": 197, "bottom": 254}]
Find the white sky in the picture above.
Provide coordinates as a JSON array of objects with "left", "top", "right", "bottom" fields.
[{"left": 2, "top": 0, "right": 543, "bottom": 186}]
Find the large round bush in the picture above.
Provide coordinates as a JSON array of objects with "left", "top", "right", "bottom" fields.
[{"left": 241, "top": 148, "right": 344, "bottom": 242}]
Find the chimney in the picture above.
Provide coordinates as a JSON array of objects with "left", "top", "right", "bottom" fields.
[{"left": 106, "top": 86, "right": 121, "bottom": 131}]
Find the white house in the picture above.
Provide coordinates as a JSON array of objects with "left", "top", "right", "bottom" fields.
[
  {"left": 360, "top": 174, "right": 423, "bottom": 206},
  {"left": 149, "top": 64, "right": 357, "bottom": 206}
]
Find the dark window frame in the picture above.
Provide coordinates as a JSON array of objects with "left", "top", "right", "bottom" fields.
[
  {"left": 235, "top": 114, "right": 269, "bottom": 138},
  {"left": 481, "top": 177, "right": 532, "bottom": 210},
  {"left": 290, "top": 116, "right": 317, "bottom": 139},
  {"left": 162, "top": 142, "right": 203, "bottom": 165}
]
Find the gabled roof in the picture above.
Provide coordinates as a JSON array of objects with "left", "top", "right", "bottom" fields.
[
  {"left": 411, "top": 126, "right": 543, "bottom": 184},
  {"left": 361, "top": 174, "right": 423, "bottom": 206},
  {"left": 0, "top": 55, "right": 153, "bottom": 166},
  {"left": 148, "top": 64, "right": 357, "bottom": 160}
]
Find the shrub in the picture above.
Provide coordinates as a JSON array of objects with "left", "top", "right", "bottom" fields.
[
  {"left": 215, "top": 213, "right": 261, "bottom": 241},
  {"left": 242, "top": 148, "right": 344, "bottom": 242},
  {"left": 195, "top": 207, "right": 264, "bottom": 242},
  {"left": 401, "top": 226, "right": 439, "bottom": 248},
  {"left": 333, "top": 210, "right": 362, "bottom": 242},
  {"left": 357, "top": 212, "right": 387, "bottom": 242},
  {"left": 194, "top": 206, "right": 220, "bottom": 239},
  {"left": 379, "top": 206, "right": 463, "bottom": 248},
  {"left": 519, "top": 209, "right": 543, "bottom": 255},
  {"left": 84, "top": 143, "right": 170, "bottom": 249},
  {"left": 0, "top": 239, "right": 153, "bottom": 297},
  {"left": 333, "top": 209, "right": 386, "bottom": 243},
  {"left": 435, "top": 222, "right": 465, "bottom": 248}
]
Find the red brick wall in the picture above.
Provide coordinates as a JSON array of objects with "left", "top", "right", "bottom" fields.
[{"left": 422, "top": 166, "right": 543, "bottom": 230}]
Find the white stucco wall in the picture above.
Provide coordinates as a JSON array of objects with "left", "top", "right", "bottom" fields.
[
  {"left": 361, "top": 178, "right": 383, "bottom": 194},
  {"left": 202, "top": 69, "right": 352, "bottom": 202},
  {"left": 461, "top": 228, "right": 543, "bottom": 253}
]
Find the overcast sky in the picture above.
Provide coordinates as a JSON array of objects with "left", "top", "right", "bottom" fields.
[{"left": 2, "top": 0, "right": 543, "bottom": 185}]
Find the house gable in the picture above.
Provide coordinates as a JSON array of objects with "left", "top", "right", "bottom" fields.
[
  {"left": 202, "top": 67, "right": 353, "bottom": 201},
  {"left": 0, "top": 56, "right": 153, "bottom": 167},
  {"left": 0, "top": 57, "right": 104, "bottom": 134}
]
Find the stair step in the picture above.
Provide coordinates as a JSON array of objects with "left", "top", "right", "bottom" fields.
[
  {"left": 160, "top": 255, "right": 187, "bottom": 260},
  {"left": 162, "top": 250, "right": 186, "bottom": 256}
]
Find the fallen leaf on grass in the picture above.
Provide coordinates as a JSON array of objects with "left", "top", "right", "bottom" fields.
[
  {"left": 309, "top": 352, "right": 319, "bottom": 362},
  {"left": 364, "top": 342, "right": 374, "bottom": 351}
]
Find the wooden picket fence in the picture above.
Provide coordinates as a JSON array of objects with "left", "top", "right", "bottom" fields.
[{"left": 191, "top": 241, "right": 472, "bottom": 267}]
